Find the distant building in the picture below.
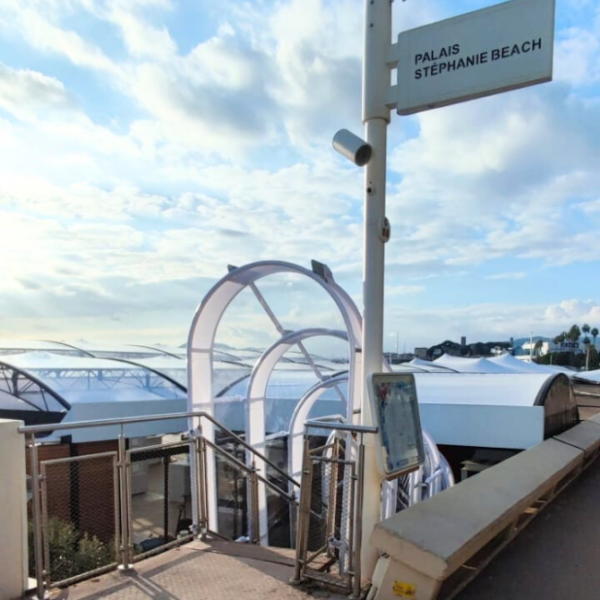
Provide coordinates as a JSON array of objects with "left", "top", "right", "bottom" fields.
[
  {"left": 518, "top": 340, "right": 579, "bottom": 358},
  {"left": 414, "top": 347, "right": 428, "bottom": 359},
  {"left": 426, "top": 339, "right": 511, "bottom": 359},
  {"left": 384, "top": 352, "right": 414, "bottom": 364}
]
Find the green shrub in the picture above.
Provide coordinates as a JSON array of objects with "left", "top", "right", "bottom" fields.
[{"left": 29, "top": 518, "right": 114, "bottom": 582}]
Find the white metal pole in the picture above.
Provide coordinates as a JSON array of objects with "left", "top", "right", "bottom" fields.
[{"left": 360, "top": 0, "right": 392, "bottom": 580}]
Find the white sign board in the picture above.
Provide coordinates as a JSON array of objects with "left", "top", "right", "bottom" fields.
[
  {"left": 367, "top": 373, "right": 424, "bottom": 479},
  {"left": 395, "top": 0, "right": 555, "bottom": 115}
]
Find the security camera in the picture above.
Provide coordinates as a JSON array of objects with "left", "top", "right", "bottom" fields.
[{"left": 332, "top": 129, "right": 372, "bottom": 167}]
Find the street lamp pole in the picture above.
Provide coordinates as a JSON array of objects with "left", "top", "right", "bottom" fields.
[{"left": 360, "top": 0, "right": 393, "bottom": 580}]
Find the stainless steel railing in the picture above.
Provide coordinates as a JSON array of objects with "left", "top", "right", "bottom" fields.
[
  {"left": 20, "top": 410, "right": 300, "bottom": 599},
  {"left": 292, "top": 419, "right": 378, "bottom": 598}
]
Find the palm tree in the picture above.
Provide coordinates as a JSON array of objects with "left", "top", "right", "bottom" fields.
[
  {"left": 534, "top": 339, "right": 543, "bottom": 358},
  {"left": 592, "top": 327, "right": 599, "bottom": 347},
  {"left": 583, "top": 324, "right": 591, "bottom": 337},
  {"left": 568, "top": 324, "right": 581, "bottom": 342}
]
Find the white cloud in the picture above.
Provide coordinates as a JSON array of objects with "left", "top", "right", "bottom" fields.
[
  {"left": 555, "top": 27, "right": 600, "bottom": 86},
  {"left": 485, "top": 272, "right": 527, "bottom": 281},
  {"left": 0, "top": 62, "right": 75, "bottom": 122},
  {"left": 107, "top": 7, "right": 177, "bottom": 60},
  {"left": 16, "top": 8, "right": 117, "bottom": 73},
  {"left": 0, "top": 0, "right": 600, "bottom": 347},
  {"left": 387, "top": 299, "right": 600, "bottom": 349}
]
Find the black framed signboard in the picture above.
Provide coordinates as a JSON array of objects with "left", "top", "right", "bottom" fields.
[{"left": 367, "top": 373, "right": 425, "bottom": 479}]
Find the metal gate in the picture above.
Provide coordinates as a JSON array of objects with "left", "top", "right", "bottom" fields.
[
  {"left": 293, "top": 421, "right": 377, "bottom": 597},
  {"left": 295, "top": 437, "right": 356, "bottom": 589}
]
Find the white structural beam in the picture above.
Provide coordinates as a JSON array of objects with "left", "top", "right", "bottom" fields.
[{"left": 246, "top": 328, "right": 350, "bottom": 543}]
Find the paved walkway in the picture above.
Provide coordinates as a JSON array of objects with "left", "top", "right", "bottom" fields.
[
  {"left": 458, "top": 447, "right": 600, "bottom": 600},
  {"left": 54, "top": 540, "right": 344, "bottom": 600}
]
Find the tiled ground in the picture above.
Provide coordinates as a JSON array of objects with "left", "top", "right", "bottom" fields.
[{"left": 52, "top": 540, "right": 346, "bottom": 600}]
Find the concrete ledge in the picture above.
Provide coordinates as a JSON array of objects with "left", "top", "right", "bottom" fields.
[
  {"left": 554, "top": 420, "right": 600, "bottom": 459},
  {"left": 370, "top": 436, "right": 586, "bottom": 600}
]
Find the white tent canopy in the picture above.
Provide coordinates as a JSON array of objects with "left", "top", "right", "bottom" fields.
[
  {"left": 489, "top": 353, "right": 574, "bottom": 376},
  {"left": 414, "top": 372, "right": 574, "bottom": 449},
  {"left": 407, "top": 358, "right": 457, "bottom": 372},
  {"left": 574, "top": 369, "right": 600, "bottom": 383},
  {"left": 433, "top": 354, "right": 513, "bottom": 374}
]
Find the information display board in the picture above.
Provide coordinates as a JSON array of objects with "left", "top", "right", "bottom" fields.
[{"left": 367, "top": 373, "right": 425, "bottom": 479}]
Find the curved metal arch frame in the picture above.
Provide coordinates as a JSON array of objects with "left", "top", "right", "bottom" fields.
[
  {"left": 186, "top": 261, "right": 363, "bottom": 539},
  {"left": 0, "top": 360, "right": 71, "bottom": 412},
  {"left": 104, "top": 357, "right": 188, "bottom": 393},
  {"left": 287, "top": 372, "right": 350, "bottom": 481},
  {"left": 246, "top": 328, "right": 349, "bottom": 450},
  {"left": 246, "top": 328, "right": 350, "bottom": 543}
]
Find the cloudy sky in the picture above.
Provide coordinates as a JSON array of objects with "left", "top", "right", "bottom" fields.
[{"left": 0, "top": 0, "right": 599, "bottom": 354}]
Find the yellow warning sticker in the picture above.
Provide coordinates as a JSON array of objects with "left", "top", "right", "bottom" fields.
[{"left": 393, "top": 581, "right": 416, "bottom": 598}]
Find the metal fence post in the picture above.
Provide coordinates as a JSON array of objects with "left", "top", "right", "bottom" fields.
[
  {"left": 29, "top": 434, "right": 46, "bottom": 600},
  {"left": 326, "top": 439, "right": 340, "bottom": 548},
  {"left": 350, "top": 433, "right": 366, "bottom": 600},
  {"left": 194, "top": 433, "right": 208, "bottom": 538},
  {"left": 289, "top": 490, "right": 297, "bottom": 549},
  {"left": 250, "top": 460, "right": 260, "bottom": 544},
  {"left": 291, "top": 435, "right": 313, "bottom": 584},
  {"left": 118, "top": 426, "right": 132, "bottom": 570}
]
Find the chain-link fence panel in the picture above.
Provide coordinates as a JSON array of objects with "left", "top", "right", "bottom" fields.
[
  {"left": 127, "top": 441, "right": 194, "bottom": 560},
  {"left": 296, "top": 440, "right": 355, "bottom": 589},
  {"left": 40, "top": 452, "right": 119, "bottom": 587}
]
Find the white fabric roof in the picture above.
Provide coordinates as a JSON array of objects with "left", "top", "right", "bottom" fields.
[
  {"left": 128, "top": 355, "right": 185, "bottom": 370},
  {"left": 574, "top": 369, "right": 600, "bottom": 383},
  {"left": 414, "top": 372, "right": 554, "bottom": 406},
  {"left": 0, "top": 351, "right": 138, "bottom": 370},
  {"left": 488, "top": 353, "right": 572, "bottom": 375},
  {"left": 407, "top": 358, "right": 457, "bottom": 372},
  {"left": 433, "top": 354, "right": 513, "bottom": 374},
  {"left": 488, "top": 353, "right": 551, "bottom": 373},
  {"left": 0, "top": 339, "right": 84, "bottom": 355},
  {"left": 0, "top": 352, "right": 185, "bottom": 405},
  {"left": 134, "top": 343, "right": 187, "bottom": 357},
  {"left": 54, "top": 339, "right": 165, "bottom": 358}
]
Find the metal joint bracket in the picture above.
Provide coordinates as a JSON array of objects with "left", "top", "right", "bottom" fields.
[
  {"left": 385, "top": 85, "right": 398, "bottom": 109},
  {"left": 386, "top": 42, "right": 399, "bottom": 67}
]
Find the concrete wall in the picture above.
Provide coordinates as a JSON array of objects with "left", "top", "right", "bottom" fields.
[{"left": 0, "top": 420, "right": 27, "bottom": 600}]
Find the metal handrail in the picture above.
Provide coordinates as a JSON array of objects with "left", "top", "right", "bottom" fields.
[
  {"left": 304, "top": 419, "right": 379, "bottom": 434},
  {"left": 24, "top": 409, "right": 301, "bottom": 598},
  {"left": 19, "top": 410, "right": 300, "bottom": 489},
  {"left": 201, "top": 412, "right": 300, "bottom": 489}
]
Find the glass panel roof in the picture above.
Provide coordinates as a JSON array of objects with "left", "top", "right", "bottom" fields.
[
  {"left": 0, "top": 339, "right": 85, "bottom": 357},
  {"left": 0, "top": 352, "right": 186, "bottom": 406},
  {"left": 217, "top": 368, "right": 348, "bottom": 434}
]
